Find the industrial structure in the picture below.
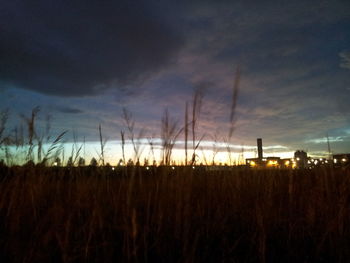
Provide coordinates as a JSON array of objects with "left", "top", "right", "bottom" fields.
[
  {"left": 294, "top": 150, "right": 308, "bottom": 168},
  {"left": 246, "top": 138, "right": 350, "bottom": 169},
  {"left": 245, "top": 138, "right": 291, "bottom": 168}
]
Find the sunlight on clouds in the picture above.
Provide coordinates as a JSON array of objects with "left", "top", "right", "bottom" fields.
[
  {"left": 63, "top": 140, "right": 293, "bottom": 165},
  {"left": 305, "top": 136, "right": 344, "bottom": 144}
]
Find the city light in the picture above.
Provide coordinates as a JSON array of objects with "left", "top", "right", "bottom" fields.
[{"left": 267, "top": 160, "right": 278, "bottom": 166}]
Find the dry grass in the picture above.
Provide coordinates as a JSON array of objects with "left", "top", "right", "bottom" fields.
[{"left": 1, "top": 165, "right": 350, "bottom": 263}]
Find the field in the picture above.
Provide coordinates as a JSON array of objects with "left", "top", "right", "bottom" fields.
[
  {"left": 1, "top": 164, "right": 350, "bottom": 263},
  {"left": 2, "top": 1, "right": 349, "bottom": 262}
]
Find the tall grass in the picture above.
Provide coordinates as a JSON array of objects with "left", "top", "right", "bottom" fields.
[
  {"left": 184, "top": 102, "right": 189, "bottom": 165},
  {"left": 228, "top": 67, "right": 240, "bottom": 141},
  {"left": 121, "top": 108, "right": 145, "bottom": 164},
  {"left": 1, "top": 166, "right": 350, "bottom": 262},
  {"left": 0, "top": 109, "right": 9, "bottom": 147},
  {"left": 161, "top": 109, "right": 183, "bottom": 165},
  {"left": 98, "top": 124, "right": 106, "bottom": 166},
  {"left": 20, "top": 106, "right": 40, "bottom": 161},
  {"left": 191, "top": 87, "right": 204, "bottom": 165},
  {"left": 2, "top": 70, "right": 350, "bottom": 263},
  {"left": 0, "top": 72, "right": 237, "bottom": 167}
]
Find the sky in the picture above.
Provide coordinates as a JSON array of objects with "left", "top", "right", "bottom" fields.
[{"left": 1, "top": 0, "right": 350, "bottom": 164}]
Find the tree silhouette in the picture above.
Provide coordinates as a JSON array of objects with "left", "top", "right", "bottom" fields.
[
  {"left": 90, "top": 157, "right": 98, "bottom": 167},
  {"left": 78, "top": 157, "right": 85, "bottom": 166},
  {"left": 67, "top": 157, "right": 73, "bottom": 167},
  {"left": 127, "top": 158, "right": 134, "bottom": 166},
  {"left": 54, "top": 157, "right": 61, "bottom": 167}
]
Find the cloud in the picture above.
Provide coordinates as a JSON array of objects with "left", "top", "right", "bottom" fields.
[
  {"left": 0, "top": 0, "right": 184, "bottom": 97},
  {"left": 1, "top": 0, "right": 350, "bottom": 156},
  {"left": 54, "top": 106, "right": 83, "bottom": 114},
  {"left": 339, "top": 51, "right": 350, "bottom": 70},
  {"left": 305, "top": 136, "right": 345, "bottom": 144}
]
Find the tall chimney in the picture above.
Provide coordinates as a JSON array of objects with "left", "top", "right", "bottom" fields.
[{"left": 257, "top": 138, "right": 263, "bottom": 160}]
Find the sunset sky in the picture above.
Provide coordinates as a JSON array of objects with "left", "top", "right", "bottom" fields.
[{"left": 1, "top": 0, "right": 349, "bottom": 163}]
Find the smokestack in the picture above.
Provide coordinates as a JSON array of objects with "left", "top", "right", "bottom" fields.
[{"left": 257, "top": 138, "right": 263, "bottom": 160}]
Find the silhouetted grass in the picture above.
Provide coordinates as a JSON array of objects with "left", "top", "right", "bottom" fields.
[
  {"left": 1, "top": 165, "right": 350, "bottom": 263},
  {"left": 1, "top": 71, "right": 350, "bottom": 262}
]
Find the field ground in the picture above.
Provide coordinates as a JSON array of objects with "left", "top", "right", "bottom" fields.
[{"left": 1, "top": 165, "right": 350, "bottom": 262}]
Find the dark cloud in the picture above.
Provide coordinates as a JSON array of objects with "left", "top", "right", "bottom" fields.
[
  {"left": 1, "top": 0, "right": 349, "bottom": 157},
  {"left": 0, "top": 0, "right": 184, "bottom": 97},
  {"left": 54, "top": 106, "right": 83, "bottom": 114}
]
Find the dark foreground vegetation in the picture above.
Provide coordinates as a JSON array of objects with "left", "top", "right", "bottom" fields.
[{"left": 1, "top": 165, "right": 350, "bottom": 263}]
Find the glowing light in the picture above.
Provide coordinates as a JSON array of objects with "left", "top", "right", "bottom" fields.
[
  {"left": 192, "top": 166, "right": 195, "bottom": 169},
  {"left": 250, "top": 161, "right": 256, "bottom": 166},
  {"left": 342, "top": 158, "right": 347, "bottom": 162},
  {"left": 325, "top": 160, "right": 328, "bottom": 163},
  {"left": 247, "top": 160, "right": 250, "bottom": 163},
  {"left": 307, "top": 160, "right": 311, "bottom": 164},
  {"left": 146, "top": 167, "right": 150, "bottom": 170},
  {"left": 53, "top": 162, "right": 58, "bottom": 166},
  {"left": 285, "top": 160, "right": 290, "bottom": 165},
  {"left": 296, "top": 157, "right": 300, "bottom": 161},
  {"left": 334, "top": 159, "right": 337, "bottom": 163},
  {"left": 314, "top": 160, "right": 318, "bottom": 165},
  {"left": 112, "top": 167, "right": 115, "bottom": 171},
  {"left": 172, "top": 166, "right": 175, "bottom": 170},
  {"left": 267, "top": 160, "right": 278, "bottom": 166}
]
